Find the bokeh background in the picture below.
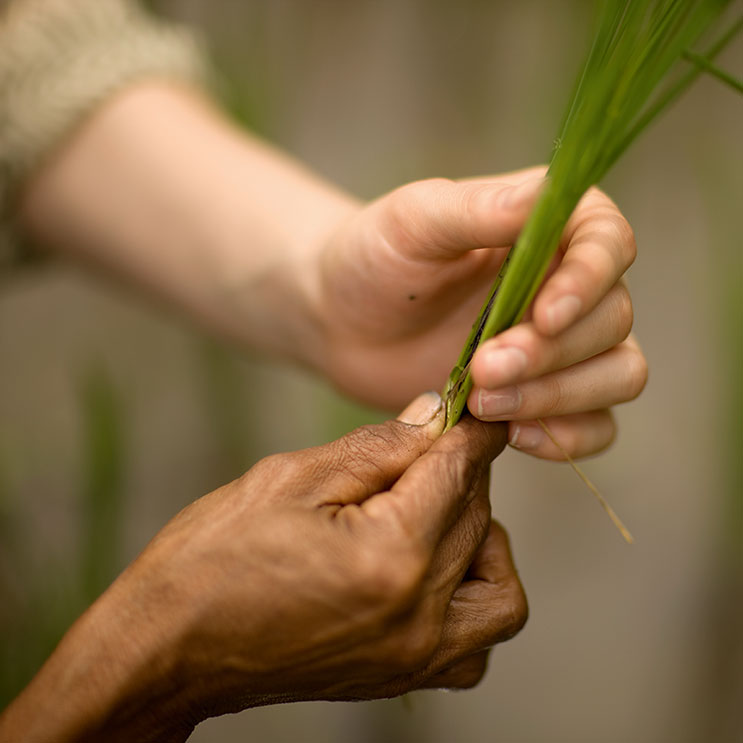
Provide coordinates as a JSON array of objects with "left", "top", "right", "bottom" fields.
[{"left": 1, "top": 1, "right": 741, "bottom": 741}]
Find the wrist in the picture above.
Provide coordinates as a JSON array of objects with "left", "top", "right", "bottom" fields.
[
  {"left": 0, "top": 568, "right": 195, "bottom": 743},
  {"left": 212, "top": 158, "right": 361, "bottom": 370}
]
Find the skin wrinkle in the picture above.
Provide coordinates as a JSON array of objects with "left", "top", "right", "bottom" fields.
[
  {"left": 470, "top": 282, "right": 640, "bottom": 442},
  {"left": 425, "top": 484, "right": 491, "bottom": 595},
  {"left": 556, "top": 216, "right": 637, "bottom": 292},
  {"left": 478, "top": 335, "right": 645, "bottom": 434},
  {"left": 0, "top": 412, "right": 526, "bottom": 739}
]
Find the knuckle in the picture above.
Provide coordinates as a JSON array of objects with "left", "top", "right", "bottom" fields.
[
  {"left": 605, "top": 213, "right": 637, "bottom": 268},
  {"left": 244, "top": 452, "right": 281, "bottom": 479},
  {"left": 473, "top": 490, "right": 492, "bottom": 529},
  {"left": 553, "top": 412, "right": 617, "bottom": 459},
  {"left": 580, "top": 253, "right": 609, "bottom": 288},
  {"left": 492, "top": 579, "right": 529, "bottom": 643},
  {"left": 556, "top": 252, "right": 607, "bottom": 300},
  {"left": 624, "top": 348, "right": 649, "bottom": 400},
  {"left": 338, "top": 424, "right": 386, "bottom": 459},
  {"left": 517, "top": 332, "right": 540, "bottom": 368},
  {"left": 564, "top": 427, "right": 585, "bottom": 458},
  {"left": 494, "top": 325, "right": 538, "bottom": 367},
  {"left": 465, "top": 491, "right": 493, "bottom": 545},
  {"left": 585, "top": 185, "right": 603, "bottom": 201},
  {"left": 537, "top": 377, "right": 566, "bottom": 418},
  {"left": 335, "top": 423, "right": 410, "bottom": 470},
  {"left": 457, "top": 666, "right": 487, "bottom": 690},
  {"left": 450, "top": 654, "right": 489, "bottom": 689},
  {"left": 359, "top": 422, "right": 413, "bottom": 455},
  {"left": 461, "top": 184, "right": 504, "bottom": 243},
  {"left": 612, "top": 284, "right": 634, "bottom": 341},
  {"left": 602, "top": 412, "right": 618, "bottom": 450},
  {"left": 570, "top": 208, "right": 636, "bottom": 277},
  {"left": 445, "top": 449, "right": 479, "bottom": 496},
  {"left": 438, "top": 426, "right": 495, "bottom": 482},
  {"left": 353, "top": 543, "right": 426, "bottom": 614},
  {"left": 242, "top": 452, "right": 303, "bottom": 491}
]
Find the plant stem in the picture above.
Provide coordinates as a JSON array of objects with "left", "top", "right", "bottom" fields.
[
  {"left": 683, "top": 48, "right": 743, "bottom": 93},
  {"left": 609, "top": 14, "right": 743, "bottom": 167},
  {"left": 442, "top": 2, "right": 741, "bottom": 432}
]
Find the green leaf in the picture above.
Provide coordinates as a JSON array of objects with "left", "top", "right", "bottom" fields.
[{"left": 443, "top": 0, "right": 741, "bottom": 430}]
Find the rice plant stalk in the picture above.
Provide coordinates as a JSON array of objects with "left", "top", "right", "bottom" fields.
[
  {"left": 443, "top": 0, "right": 742, "bottom": 430},
  {"left": 683, "top": 48, "right": 743, "bottom": 92}
]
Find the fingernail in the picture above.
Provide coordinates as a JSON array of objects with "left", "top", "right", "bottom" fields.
[
  {"left": 477, "top": 386, "right": 521, "bottom": 419},
  {"left": 509, "top": 423, "right": 543, "bottom": 450},
  {"left": 482, "top": 346, "right": 528, "bottom": 387},
  {"left": 545, "top": 294, "right": 581, "bottom": 334},
  {"left": 497, "top": 178, "right": 541, "bottom": 210},
  {"left": 397, "top": 391, "right": 443, "bottom": 426}
]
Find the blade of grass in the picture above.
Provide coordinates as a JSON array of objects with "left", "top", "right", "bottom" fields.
[
  {"left": 607, "top": 14, "right": 743, "bottom": 168},
  {"left": 444, "top": 0, "right": 739, "bottom": 430},
  {"left": 79, "top": 365, "right": 125, "bottom": 604},
  {"left": 683, "top": 48, "right": 743, "bottom": 92}
]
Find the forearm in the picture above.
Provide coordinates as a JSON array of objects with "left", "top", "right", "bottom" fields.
[
  {"left": 0, "top": 569, "right": 193, "bottom": 743},
  {"left": 18, "top": 82, "right": 359, "bottom": 367}
]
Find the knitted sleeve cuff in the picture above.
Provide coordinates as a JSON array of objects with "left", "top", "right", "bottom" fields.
[{"left": 0, "top": 0, "right": 209, "bottom": 266}]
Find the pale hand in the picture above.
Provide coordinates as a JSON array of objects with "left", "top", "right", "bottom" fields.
[{"left": 311, "top": 168, "right": 648, "bottom": 460}]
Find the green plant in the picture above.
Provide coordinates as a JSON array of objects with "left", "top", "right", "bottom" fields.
[
  {"left": 443, "top": 0, "right": 742, "bottom": 429},
  {"left": 79, "top": 366, "right": 125, "bottom": 603}
]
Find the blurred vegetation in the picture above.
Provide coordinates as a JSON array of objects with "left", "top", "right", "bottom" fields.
[
  {"left": 687, "top": 152, "right": 743, "bottom": 743},
  {"left": 0, "top": 365, "right": 124, "bottom": 705},
  {"left": 79, "top": 367, "right": 125, "bottom": 604}
]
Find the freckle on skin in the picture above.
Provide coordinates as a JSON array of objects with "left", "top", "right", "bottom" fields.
[{"left": 408, "top": 295, "right": 417, "bottom": 301}]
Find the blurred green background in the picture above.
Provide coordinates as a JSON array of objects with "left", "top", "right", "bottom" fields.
[{"left": 1, "top": 1, "right": 741, "bottom": 741}]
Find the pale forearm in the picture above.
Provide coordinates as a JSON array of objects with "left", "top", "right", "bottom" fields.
[{"left": 19, "top": 82, "right": 359, "bottom": 367}]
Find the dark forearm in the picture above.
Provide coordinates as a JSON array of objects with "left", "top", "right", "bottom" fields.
[{"left": 0, "top": 575, "right": 193, "bottom": 743}]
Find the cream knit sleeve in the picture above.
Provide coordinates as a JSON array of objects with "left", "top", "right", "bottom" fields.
[{"left": 0, "top": 0, "right": 208, "bottom": 264}]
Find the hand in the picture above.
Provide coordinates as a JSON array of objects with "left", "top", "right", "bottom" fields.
[
  {"left": 0, "top": 394, "right": 526, "bottom": 743},
  {"left": 311, "top": 167, "right": 648, "bottom": 460},
  {"left": 16, "top": 84, "right": 645, "bottom": 463}
]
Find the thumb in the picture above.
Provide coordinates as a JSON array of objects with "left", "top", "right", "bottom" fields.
[
  {"left": 387, "top": 176, "right": 544, "bottom": 261},
  {"left": 310, "top": 392, "right": 444, "bottom": 506},
  {"left": 396, "top": 390, "right": 446, "bottom": 436}
]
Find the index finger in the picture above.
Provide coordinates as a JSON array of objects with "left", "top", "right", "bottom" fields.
[
  {"left": 362, "top": 417, "right": 507, "bottom": 550},
  {"left": 532, "top": 188, "right": 637, "bottom": 336}
]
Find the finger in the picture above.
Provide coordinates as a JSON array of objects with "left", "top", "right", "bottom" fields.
[
  {"left": 470, "top": 335, "right": 648, "bottom": 422},
  {"left": 532, "top": 189, "right": 637, "bottom": 336},
  {"left": 362, "top": 418, "right": 507, "bottom": 549},
  {"left": 374, "top": 478, "right": 493, "bottom": 682},
  {"left": 288, "top": 392, "right": 444, "bottom": 508},
  {"left": 420, "top": 649, "right": 491, "bottom": 690},
  {"left": 469, "top": 282, "right": 633, "bottom": 392},
  {"left": 508, "top": 410, "right": 616, "bottom": 460},
  {"left": 421, "top": 521, "right": 527, "bottom": 674},
  {"left": 423, "top": 475, "right": 492, "bottom": 601},
  {"left": 382, "top": 176, "right": 544, "bottom": 261}
]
